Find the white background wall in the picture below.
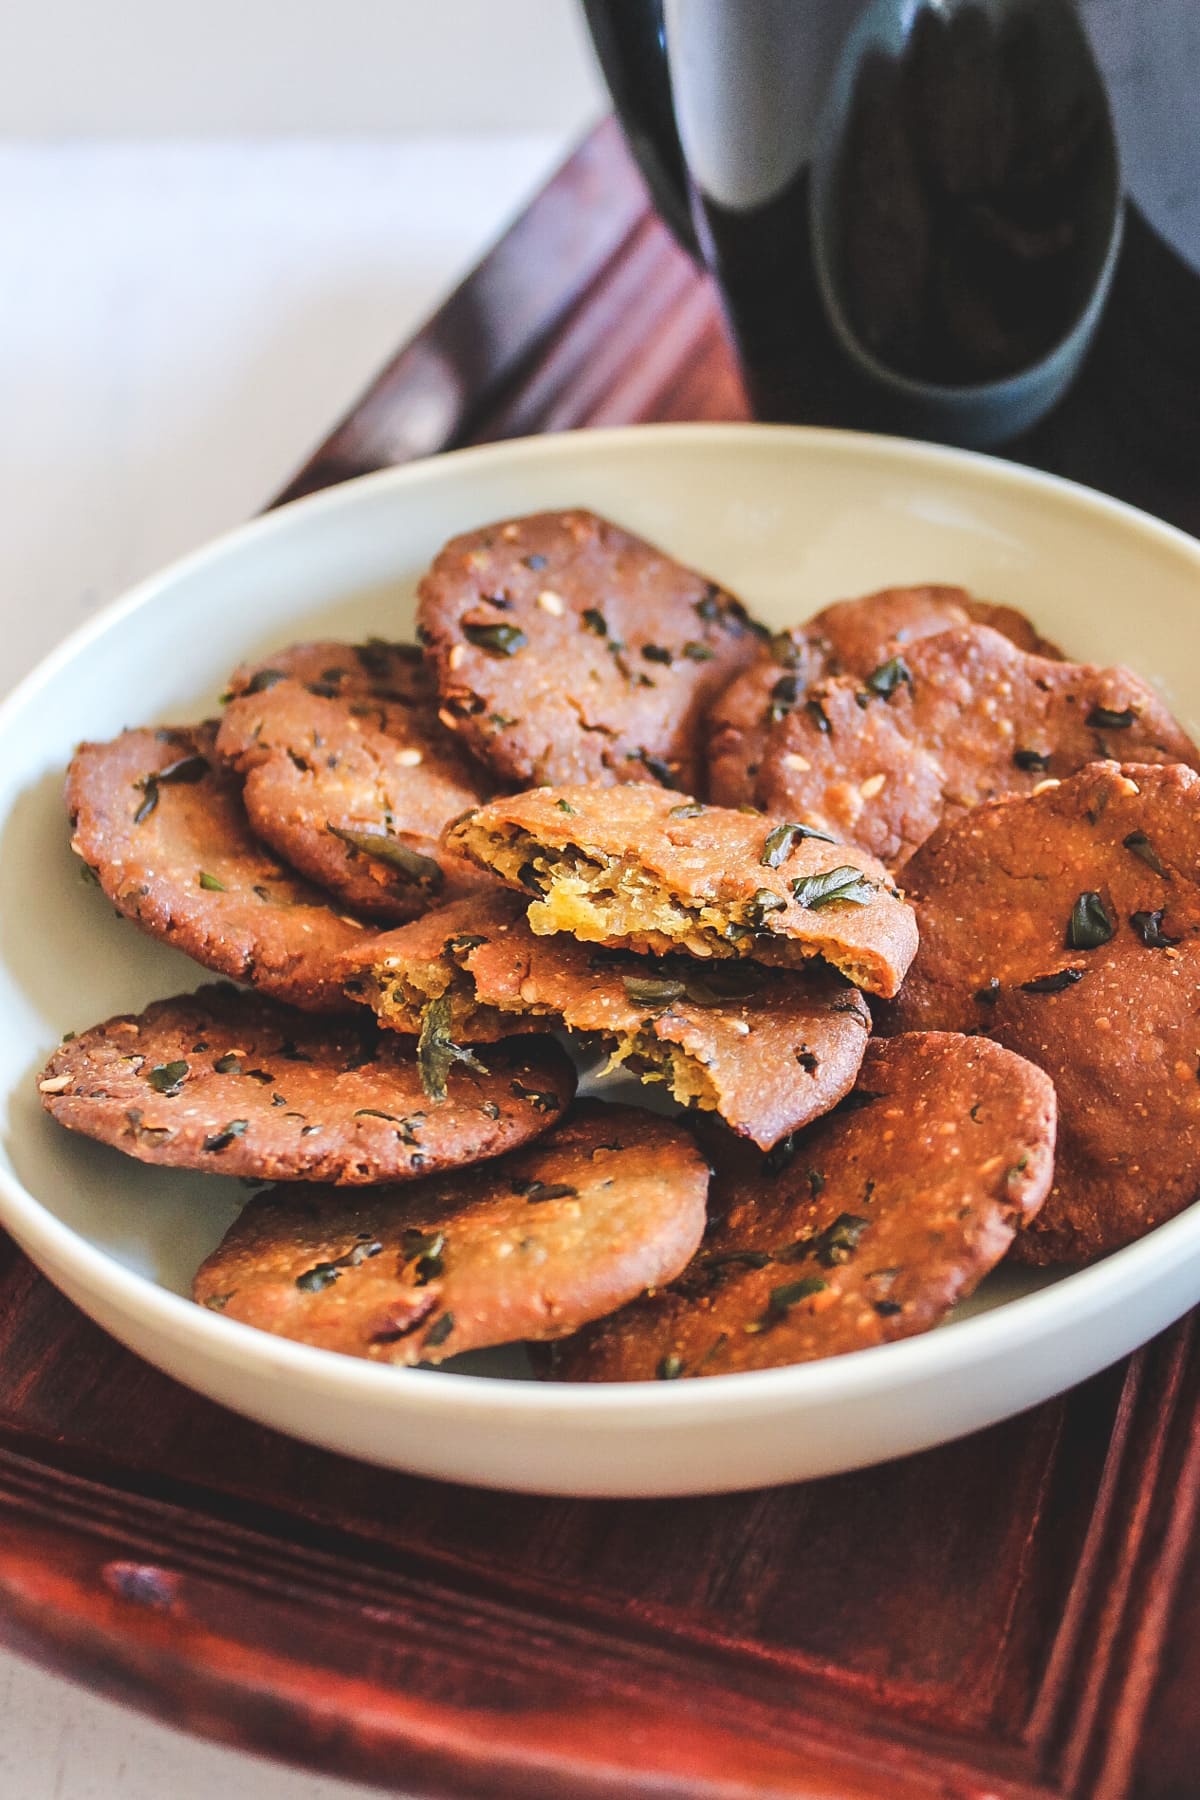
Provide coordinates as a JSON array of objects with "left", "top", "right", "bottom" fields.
[{"left": 0, "top": 0, "right": 606, "bottom": 134}]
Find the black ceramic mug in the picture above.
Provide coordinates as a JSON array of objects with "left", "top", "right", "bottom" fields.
[{"left": 583, "top": 0, "right": 1159, "bottom": 448}]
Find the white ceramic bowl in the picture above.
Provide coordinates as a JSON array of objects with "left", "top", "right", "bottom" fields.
[{"left": 4, "top": 424, "right": 1200, "bottom": 1498}]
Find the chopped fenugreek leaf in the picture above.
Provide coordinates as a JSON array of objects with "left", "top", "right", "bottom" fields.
[
  {"left": 1123, "top": 831, "right": 1169, "bottom": 877},
  {"left": 1085, "top": 705, "right": 1138, "bottom": 730},
  {"left": 243, "top": 667, "right": 286, "bottom": 694},
  {"left": 667, "top": 801, "right": 706, "bottom": 818},
  {"left": 701, "top": 1249, "right": 772, "bottom": 1272},
  {"left": 146, "top": 1060, "right": 188, "bottom": 1095},
  {"left": 464, "top": 622, "right": 528, "bottom": 656},
  {"left": 865, "top": 655, "right": 913, "bottom": 698},
  {"left": 296, "top": 1263, "right": 341, "bottom": 1293},
  {"left": 805, "top": 697, "right": 832, "bottom": 734},
  {"left": 582, "top": 608, "right": 607, "bottom": 636},
  {"left": 622, "top": 974, "right": 687, "bottom": 1007},
  {"left": 328, "top": 825, "right": 443, "bottom": 888},
  {"left": 213, "top": 1053, "right": 241, "bottom": 1074},
  {"left": 1067, "top": 891, "right": 1114, "bottom": 950},
  {"left": 744, "top": 888, "right": 788, "bottom": 930},
  {"left": 521, "top": 1181, "right": 578, "bottom": 1204},
  {"left": 682, "top": 640, "right": 714, "bottom": 661},
  {"left": 790, "top": 866, "right": 876, "bottom": 909},
  {"left": 424, "top": 1312, "right": 455, "bottom": 1348},
  {"left": 760, "top": 820, "right": 837, "bottom": 866},
  {"left": 416, "top": 993, "right": 487, "bottom": 1103},
  {"left": 873, "top": 1299, "right": 902, "bottom": 1317},
  {"left": 1020, "top": 968, "right": 1086, "bottom": 994},
  {"left": 555, "top": 798, "right": 576, "bottom": 814},
  {"left": 656, "top": 1353, "right": 685, "bottom": 1380},
  {"left": 1013, "top": 748, "right": 1050, "bottom": 771},
  {"left": 1131, "top": 909, "right": 1180, "bottom": 948},
  {"left": 767, "top": 1276, "right": 827, "bottom": 1316},
  {"left": 203, "top": 1119, "right": 249, "bottom": 1152},
  {"left": 198, "top": 871, "right": 226, "bottom": 891},
  {"left": 641, "top": 644, "right": 672, "bottom": 665}
]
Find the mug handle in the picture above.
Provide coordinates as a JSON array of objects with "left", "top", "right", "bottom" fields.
[{"left": 580, "top": 0, "right": 701, "bottom": 259}]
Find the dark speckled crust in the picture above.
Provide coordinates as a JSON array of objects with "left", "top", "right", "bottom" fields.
[
  {"left": 66, "top": 723, "right": 372, "bottom": 1011},
  {"left": 551, "top": 1033, "right": 1056, "bottom": 1381},
  {"left": 217, "top": 669, "right": 488, "bottom": 923},
  {"left": 192, "top": 1102, "right": 709, "bottom": 1364},
  {"left": 416, "top": 510, "right": 764, "bottom": 791},
  {"left": 707, "top": 584, "right": 1061, "bottom": 808},
  {"left": 885, "top": 762, "right": 1200, "bottom": 1264},
  {"left": 39, "top": 985, "right": 575, "bottom": 1184},
  {"left": 752, "top": 626, "right": 1199, "bottom": 868},
  {"left": 342, "top": 891, "right": 872, "bottom": 1150},
  {"left": 446, "top": 783, "right": 918, "bottom": 998}
]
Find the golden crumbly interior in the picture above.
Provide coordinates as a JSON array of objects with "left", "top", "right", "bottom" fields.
[
  {"left": 457, "top": 823, "right": 805, "bottom": 963},
  {"left": 609, "top": 1031, "right": 719, "bottom": 1112}
]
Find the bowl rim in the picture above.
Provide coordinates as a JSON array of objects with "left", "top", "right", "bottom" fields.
[{"left": 6, "top": 419, "right": 1200, "bottom": 1424}]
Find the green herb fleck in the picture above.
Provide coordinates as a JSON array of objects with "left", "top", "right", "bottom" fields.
[
  {"left": 328, "top": 825, "right": 443, "bottom": 888},
  {"left": 464, "top": 622, "right": 527, "bottom": 656},
  {"left": 1131, "top": 909, "right": 1179, "bottom": 948},
  {"left": 424, "top": 1312, "right": 454, "bottom": 1349},
  {"left": 642, "top": 644, "right": 672, "bottom": 665},
  {"left": 582, "top": 608, "right": 607, "bottom": 636},
  {"left": 668, "top": 801, "right": 706, "bottom": 819},
  {"left": 682, "top": 640, "right": 714, "bottom": 662},
  {"left": 805, "top": 697, "right": 832, "bottom": 734},
  {"left": 791, "top": 866, "right": 876, "bottom": 909},
  {"left": 416, "top": 993, "right": 487, "bottom": 1102},
  {"left": 767, "top": 1276, "right": 827, "bottom": 1316},
  {"left": 1067, "top": 891, "right": 1114, "bottom": 950},
  {"left": 1123, "top": 831, "right": 1168, "bottom": 877},
  {"left": 656, "top": 1354, "right": 685, "bottom": 1380},
  {"left": 622, "top": 974, "right": 686, "bottom": 1007},
  {"left": 555, "top": 798, "right": 576, "bottom": 814},
  {"left": 865, "top": 656, "right": 912, "bottom": 698},
  {"left": 198, "top": 870, "right": 226, "bottom": 892},
  {"left": 1086, "top": 705, "right": 1137, "bottom": 730},
  {"left": 761, "top": 820, "right": 837, "bottom": 866},
  {"left": 1013, "top": 748, "right": 1050, "bottom": 771},
  {"left": 203, "top": 1119, "right": 249, "bottom": 1152},
  {"left": 147, "top": 1060, "right": 188, "bottom": 1095},
  {"left": 213, "top": 1053, "right": 241, "bottom": 1075},
  {"left": 1021, "top": 968, "right": 1086, "bottom": 994},
  {"left": 244, "top": 668, "right": 286, "bottom": 694}
]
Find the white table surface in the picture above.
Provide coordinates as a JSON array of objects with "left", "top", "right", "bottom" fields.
[{"left": 0, "top": 128, "right": 573, "bottom": 1800}]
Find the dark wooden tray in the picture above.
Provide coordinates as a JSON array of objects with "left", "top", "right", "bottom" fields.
[{"left": 5, "top": 121, "right": 1200, "bottom": 1800}]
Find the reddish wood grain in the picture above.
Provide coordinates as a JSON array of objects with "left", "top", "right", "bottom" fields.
[{"left": 3, "top": 121, "right": 1200, "bottom": 1798}]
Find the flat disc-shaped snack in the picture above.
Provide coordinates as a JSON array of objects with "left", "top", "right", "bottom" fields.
[
  {"left": 217, "top": 660, "right": 488, "bottom": 922},
  {"left": 447, "top": 784, "right": 917, "bottom": 997},
  {"left": 416, "top": 509, "right": 764, "bottom": 791},
  {"left": 39, "top": 985, "right": 575, "bottom": 1184},
  {"left": 886, "top": 761, "right": 1200, "bottom": 1262},
  {"left": 552, "top": 1033, "right": 1056, "bottom": 1381},
  {"left": 707, "top": 584, "right": 1060, "bottom": 807},
  {"left": 754, "top": 626, "right": 1199, "bottom": 867},
  {"left": 192, "top": 1102, "right": 709, "bottom": 1364},
  {"left": 342, "top": 892, "right": 872, "bottom": 1149},
  {"left": 66, "top": 723, "right": 372, "bottom": 1010}
]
